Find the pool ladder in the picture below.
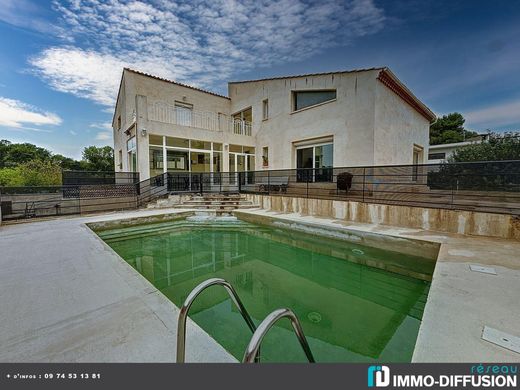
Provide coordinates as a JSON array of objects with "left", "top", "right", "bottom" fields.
[{"left": 176, "top": 278, "right": 315, "bottom": 363}]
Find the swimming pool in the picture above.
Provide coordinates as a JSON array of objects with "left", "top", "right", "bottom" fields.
[{"left": 95, "top": 217, "right": 435, "bottom": 362}]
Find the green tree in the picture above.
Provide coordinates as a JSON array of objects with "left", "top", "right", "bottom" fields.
[
  {"left": 51, "top": 154, "right": 83, "bottom": 170},
  {"left": 0, "top": 167, "right": 23, "bottom": 186},
  {"left": 18, "top": 160, "right": 62, "bottom": 186},
  {"left": 0, "top": 141, "right": 52, "bottom": 167},
  {"left": 430, "top": 112, "right": 479, "bottom": 145},
  {"left": 449, "top": 132, "right": 520, "bottom": 162},
  {"left": 81, "top": 146, "right": 114, "bottom": 171}
]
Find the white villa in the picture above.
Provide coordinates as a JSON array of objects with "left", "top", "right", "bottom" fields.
[{"left": 112, "top": 67, "right": 435, "bottom": 180}]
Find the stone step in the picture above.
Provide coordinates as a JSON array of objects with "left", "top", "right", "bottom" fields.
[
  {"left": 182, "top": 200, "right": 253, "bottom": 205},
  {"left": 174, "top": 204, "right": 259, "bottom": 210},
  {"left": 189, "top": 196, "right": 246, "bottom": 201}
]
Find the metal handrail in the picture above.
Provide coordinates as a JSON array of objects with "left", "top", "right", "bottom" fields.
[
  {"left": 176, "top": 278, "right": 257, "bottom": 363},
  {"left": 242, "top": 308, "right": 315, "bottom": 363}
]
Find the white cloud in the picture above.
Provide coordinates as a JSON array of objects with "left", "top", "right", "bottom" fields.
[
  {"left": 90, "top": 122, "right": 113, "bottom": 142},
  {"left": 31, "top": 48, "right": 125, "bottom": 107},
  {"left": 0, "top": 96, "right": 62, "bottom": 128},
  {"left": 69, "top": 130, "right": 77, "bottom": 135},
  {"left": 95, "top": 131, "right": 112, "bottom": 141},
  {"left": 30, "top": 0, "right": 385, "bottom": 107},
  {"left": 90, "top": 122, "right": 112, "bottom": 130},
  {"left": 465, "top": 100, "right": 520, "bottom": 129}
]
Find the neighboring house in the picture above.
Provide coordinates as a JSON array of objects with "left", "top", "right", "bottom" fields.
[
  {"left": 112, "top": 67, "right": 435, "bottom": 180},
  {"left": 427, "top": 136, "right": 487, "bottom": 163}
]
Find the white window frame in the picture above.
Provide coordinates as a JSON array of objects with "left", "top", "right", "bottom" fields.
[{"left": 262, "top": 99, "right": 269, "bottom": 120}]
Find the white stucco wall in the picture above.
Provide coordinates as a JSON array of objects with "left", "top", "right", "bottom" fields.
[
  {"left": 228, "top": 70, "right": 380, "bottom": 170},
  {"left": 374, "top": 80, "right": 430, "bottom": 165}
]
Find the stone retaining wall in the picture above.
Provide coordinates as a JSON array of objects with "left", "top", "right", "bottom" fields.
[{"left": 245, "top": 194, "right": 520, "bottom": 240}]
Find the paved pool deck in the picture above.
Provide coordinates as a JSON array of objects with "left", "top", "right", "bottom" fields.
[
  {"left": 1, "top": 207, "right": 519, "bottom": 362},
  {"left": 0, "top": 208, "right": 235, "bottom": 363}
]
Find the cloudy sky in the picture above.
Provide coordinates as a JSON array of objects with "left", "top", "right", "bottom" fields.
[{"left": 0, "top": 0, "right": 519, "bottom": 158}]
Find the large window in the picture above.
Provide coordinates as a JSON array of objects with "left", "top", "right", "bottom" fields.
[
  {"left": 149, "top": 147, "right": 163, "bottom": 177},
  {"left": 293, "top": 90, "right": 336, "bottom": 111},
  {"left": 167, "top": 150, "right": 188, "bottom": 172},
  {"left": 148, "top": 134, "right": 243, "bottom": 177},
  {"left": 296, "top": 143, "right": 333, "bottom": 182}
]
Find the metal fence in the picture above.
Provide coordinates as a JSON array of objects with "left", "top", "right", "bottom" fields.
[
  {"left": 2, "top": 161, "right": 519, "bottom": 221},
  {"left": 235, "top": 160, "right": 520, "bottom": 215},
  {"left": 160, "top": 160, "right": 520, "bottom": 215},
  {"left": 0, "top": 184, "right": 139, "bottom": 220},
  {"left": 62, "top": 170, "right": 140, "bottom": 186}
]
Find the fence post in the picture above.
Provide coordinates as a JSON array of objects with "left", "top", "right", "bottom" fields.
[
  {"left": 362, "top": 167, "right": 366, "bottom": 203},
  {"left": 238, "top": 172, "right": 242, "bottom": 193},
  {"left": 267, "top": 170, "right": 270, "bottom": 195},
  {"left": 451, "top": 174, "right": 455, "bottom": 208},
  {"left": 200, "top": 173, "right": 203, "bottom": 194},
  {"left": 306, "top": 169, "right": 309, "bottom": 198}
]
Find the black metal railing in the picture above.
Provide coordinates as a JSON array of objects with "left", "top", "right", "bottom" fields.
[
  {"left": 163, "top": 160, "right": 520, "bottom": 215},
  {"left": 235, "top": 160, "right": 520, "bottom": 214},
  {"left": 2, "top": 161, "right": 519, "bottom": 220},
  {"left": 0, "top": 183, "right": 139, "bottom": 220}
]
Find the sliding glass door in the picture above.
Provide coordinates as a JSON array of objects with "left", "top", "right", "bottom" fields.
[{"left": 296, "top": 143, "right": 333, "bottom": 182}]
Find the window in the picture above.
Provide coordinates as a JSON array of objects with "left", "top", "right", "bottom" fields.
[
  {"left": 262, "top": 99, "right": 269, "bottom": 120},
  {"left": 296, "top": 143, "right": 333, "bottom": 182},
  {"left": 229, "top": 145, "right": 255, "bottom": 154},
  {"left": 262, "top": 147, "right": 269, "bottom": 167},
  {"left": 175, "top": 102, "right": 193, "bottom": 127},
  {"left": 428, "top": 152, "right": 446, "bottom": 160},
  {"left": 167, "top": 150, "right": 188, "bottom": 172},
  {"left": 118, "top": 150, "right": 122, "bottom": 169},
  {"left": 149, "top": 147, "right": 163, "bottom": 177},
  {"left": 126, "top": 136, "right": 136, "bottom": 151},
  {"left": 190, "top": 140, "right": 211, "bottom": 150},
  {"left": 117, "top": 115, "right": 121, "bottom": 130},
  {"left": 232, "top": 107, "right": 252, "bottom": 135},
  {"left": 233, "top": 107, "right": 252, "bottom": 122},
  {"left": 126, "top": 136, "right": 137, "bottom": 172},
  {"left": 166, "top": 136, "right": 189, "bottom": 148},
  {"left": 190, "top": 151, "right": 211, "bottom": 172},
  {"left": 293, "top": 90, "right": 336, "bottom": 111},
  {"left": 149, "top": 134, "right": 163, "bottom": 145}
]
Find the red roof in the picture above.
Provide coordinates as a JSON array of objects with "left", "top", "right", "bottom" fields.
[{"left": 124, "top": 68, "right": 230, "bottom": 99}]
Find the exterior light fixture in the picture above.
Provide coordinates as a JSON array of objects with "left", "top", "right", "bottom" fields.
[{"left": 141, "top": 128, "right": 147, "bottom": 137}]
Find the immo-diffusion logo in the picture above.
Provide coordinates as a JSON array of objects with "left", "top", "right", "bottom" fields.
[
  {"left": 368, "top": 365, "right": 390, "bottom": 387},
  {"left": 367, "top": 364, "right": 517, "bottom": 388}
]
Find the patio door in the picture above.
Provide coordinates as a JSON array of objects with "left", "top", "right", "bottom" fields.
[
  {"left": 229, "top": 153, "right": 253, "bottom": 185},
  {"left": 296, "top": 143, "right": 333, "bottom": 182}
]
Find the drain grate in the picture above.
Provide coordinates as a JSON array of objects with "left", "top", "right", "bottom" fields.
[
  {"left": 469, "top": 264, "right": 497, "bottom": 275},
  {"left": 482, "top": 326, "right": 520, "bottom": 354}
]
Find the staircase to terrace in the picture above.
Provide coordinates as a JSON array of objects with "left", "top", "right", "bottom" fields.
[{"left": 147, "top": 193, "right": 259, "bottom": 214}]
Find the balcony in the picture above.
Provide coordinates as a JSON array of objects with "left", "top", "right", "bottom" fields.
[{"left": 148, "top": 101, "right": 252, "bottom": 136}]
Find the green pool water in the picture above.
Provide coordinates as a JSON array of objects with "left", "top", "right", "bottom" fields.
[{"left": 97, "top": 218, "right": 434, "bottom": 362}]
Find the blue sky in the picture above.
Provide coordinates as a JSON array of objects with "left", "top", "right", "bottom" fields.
[{"left": 0, "top": 0, "right": 519, "bottom": 159}]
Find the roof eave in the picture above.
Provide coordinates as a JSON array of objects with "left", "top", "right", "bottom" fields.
[
  {"left": 124, "top": 68, "right": 230, "bottom": 100},
  {"left": 228, "top": 67, "right": 385, "bottom": 85},
  {"left": 377, "top": 68, "right": 436, "bottom": 123}
]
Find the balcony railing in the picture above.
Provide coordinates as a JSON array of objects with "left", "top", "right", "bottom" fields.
[{"left": 148, "top": 102, "right": 252, "bottom": 136}]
